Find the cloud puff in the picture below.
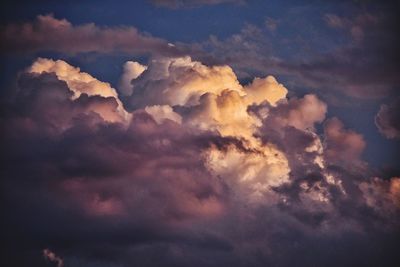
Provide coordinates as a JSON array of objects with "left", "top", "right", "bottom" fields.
[
  {"left": 258, "top": 94, "right": 327, "bottom": 133},
  {"left": 244, "top": 75, "right": 288, "bottom": 106},
  {"left": 375, "top": 98, "right": 400, "bottom": 139},
  {"left": 184, "top": 89, "right": 259, "bottom": 140},
  {"left": 0, "top": 14, "right": 182, "bottom": 56},
  {"left": 1, "top": 56, "right": 399, "bottom": 267},
  {"left": 324, "top": 117, "right": 366, "bottom": 165},
  {"left": 43, "top": 249, "right": 63, "bottom": 267},
  {"left": 144, "top": 105, "right": 182, "bottom": 124}
]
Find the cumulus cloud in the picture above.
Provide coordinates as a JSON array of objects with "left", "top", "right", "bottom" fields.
[
  {"left": 0, "top": 14, "right": 182, "bottom": 56},
  {"left": 123, "top": 56, "right": 291, "bottom": 148},
  {"left": 1, "top": 56, "right": 399, "bottom": 267},
  {"left": 119, "top": 56, "right": 292, "bottom": 203},
  {"left": 375, "top": 98, "right": 400, "bottom": 139}
]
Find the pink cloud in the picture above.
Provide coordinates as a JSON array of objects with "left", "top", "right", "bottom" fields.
[{"left": 0, "top": 14, "right": 182, "bottom": 56}]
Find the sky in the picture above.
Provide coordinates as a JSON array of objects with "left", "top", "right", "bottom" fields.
[{"left": 0, "top": 1, "right": 399, "bottom": 266}]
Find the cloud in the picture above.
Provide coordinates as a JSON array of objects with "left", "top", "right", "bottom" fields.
[
  {"left": 144, "top": 105, "right": 182, "bottom": 124},
  {"left": 324, "top": 13, "right": 378, "bottom": 43},
  {"left": 205, "top": 142, "right": 290, "bottom": 202},
  {"left": 375, "top": 98, "right": 400, "bottom": 139},
  {"left": 28, "top": 57, "right": 131, "bottom": 124},
  {"left": 324, "top": 117, "right": 366, "bottom": 166},
  {"left": 245, "top": 75, "right": 288, "bottom": 106},
  {"left": 127, "top": 56, "right": 244, "bottom": 108},
  {"left": 1, "top": 56, "right": 399, "bottom": 267},
  {"left": 184, "top": 89, "right": 259, "bottom": 140},
  {"left": 122, "top": 56, "right": 291, "bottom": 202},
  {"left": 265, "top": 17, "right": 279, "bottom": 32},
  {"left": 187, "top": 6, "right": 400, "bottom": 100},
  {"left": 124, "top": 56, "right": 289, "bottom": 141},
  {"left": 149, "top": 0, "right": 245, "bottom": 9},
  {"left": 43, "top": 249, "right": 63, "bottom": 267},
  {"left": 359, "top": 177, "right": 400, "bottom": 216},
  {"left": 0, "top": 14, "right": 182, "bottom": 56},
  {"left": 119, "top": 61, "right": 147, "bottom": 96},
  {"left": 258, "top": 94, "right": 327, "bottom": 132}
]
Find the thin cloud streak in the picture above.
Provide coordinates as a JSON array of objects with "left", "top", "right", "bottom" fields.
[{"left": 0, "top": 14, "right": 183, "bottom": 56}]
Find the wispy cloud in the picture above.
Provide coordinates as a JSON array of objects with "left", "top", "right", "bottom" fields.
[
  {"left": 43, "top": 249, "right": 63, "bottom": 267},
  {"left": 186, "top": 9, "right": 399, "bottom": 100}
]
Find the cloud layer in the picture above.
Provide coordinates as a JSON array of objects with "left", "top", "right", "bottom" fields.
[{"left": 0, "top": 14, "right": 181, "bottom": 56}]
